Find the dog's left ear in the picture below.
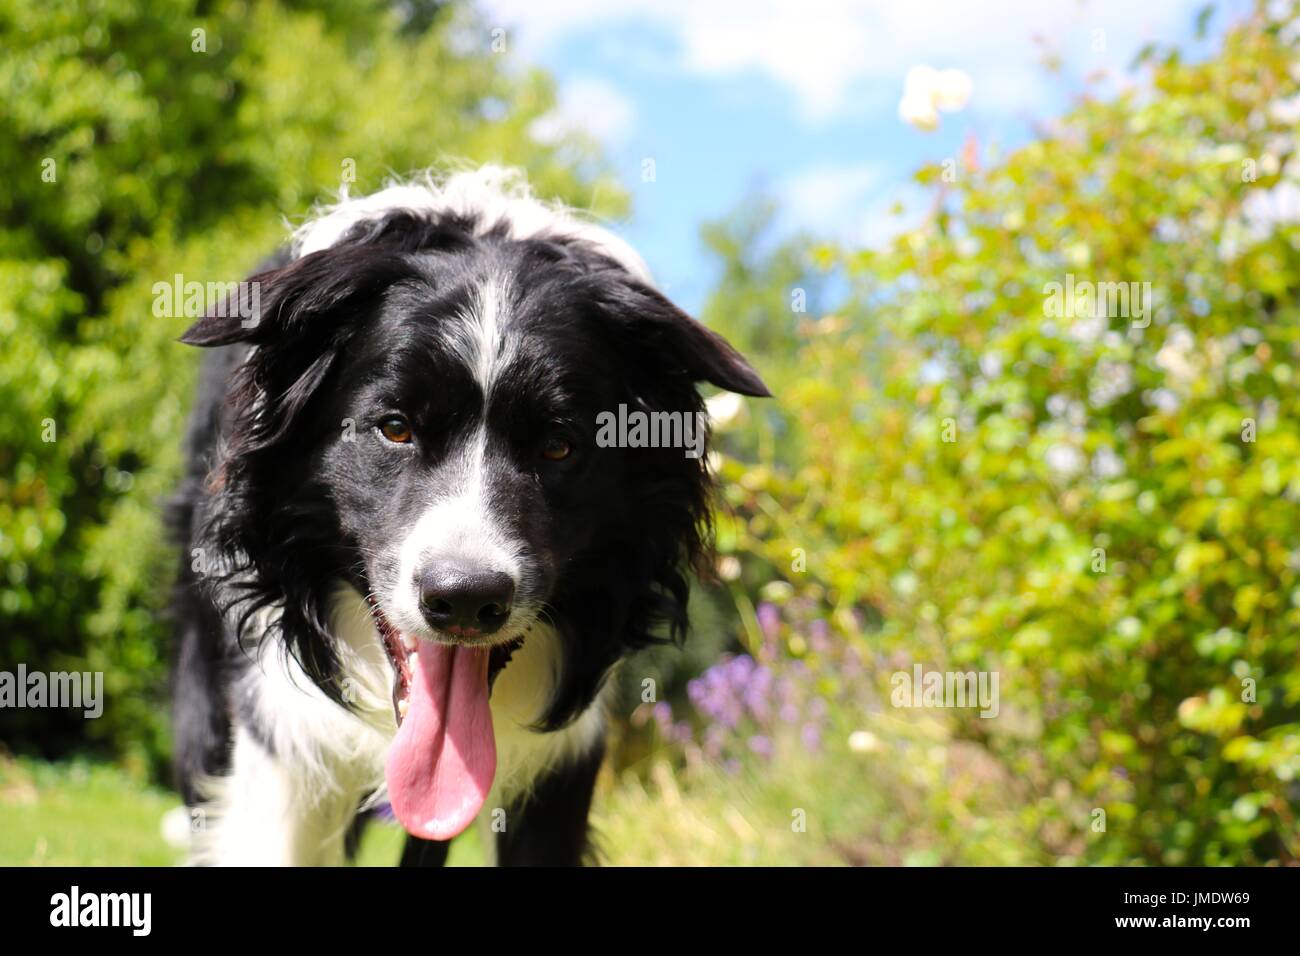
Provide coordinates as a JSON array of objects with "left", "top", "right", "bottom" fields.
[
  {"left": 178, "top": 246, "right": 414, "bottom": 347},
  {"left": 178, "top": 246, "right": 418, "bottom": 459},
  {"left": 596, "top": 274, "right": 771, "bottom": 397}
]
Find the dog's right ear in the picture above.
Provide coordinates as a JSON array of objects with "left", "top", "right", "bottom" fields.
[
  {"left": 181, "top": 245, "right": 420, "bottom": 462},
  {"left": 179, "top": 246, "right": 414, "bottom": 347}
]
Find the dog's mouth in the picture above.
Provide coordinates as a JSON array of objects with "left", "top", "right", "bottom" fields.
[
  {"left": 367, "top": 601, "right": 524, "bottom": 724},
  {"left": 365, "top": 598, "right": 524, "bottom": 842}
]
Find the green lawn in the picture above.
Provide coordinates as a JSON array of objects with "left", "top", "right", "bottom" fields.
[
  {"left": 1, "top": 708, "right": 1036, "bottom": 866},
  {"left": 0, "top": 757, "right": 182, "bottom": 866},
  {"left": 0, "top": 755, "right": 482, "bottom": 866}
]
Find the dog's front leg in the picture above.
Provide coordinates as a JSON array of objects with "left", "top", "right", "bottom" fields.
[
  {"left": 494, "top": 738, "right": 605, "bottom": 866},
  {"left": 197, "top": 727, "right": 355, "bottom": 866}
]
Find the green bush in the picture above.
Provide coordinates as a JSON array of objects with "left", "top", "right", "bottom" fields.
[
  {"left": 0, "top": 0, "right": 621, "bottom": 776},
  {"left": 716, "top": 3, "right": 1300, "bottom": 864}
]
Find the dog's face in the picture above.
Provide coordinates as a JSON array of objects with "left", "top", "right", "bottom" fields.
[
  {"left": 310, "top": 249, "right": 669, "bottom": 652},
  {"left": 183, "top": 212, "right": 768, "bottom": 736}
]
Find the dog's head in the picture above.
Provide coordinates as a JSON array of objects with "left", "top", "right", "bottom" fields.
[{"left": 183, "top": 178, "right": 767, "bottom": 838}]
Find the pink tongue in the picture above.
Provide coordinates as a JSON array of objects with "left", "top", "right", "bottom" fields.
[{"left": 385, "top": 644, "right": 496, "bottom": 841}]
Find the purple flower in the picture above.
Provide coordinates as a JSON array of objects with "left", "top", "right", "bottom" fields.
[
  {"left": 757, "top": 602, "right": 781, "bottom": 643},
  {"left": 703, "top": 725, "right": 726, "bottom": 759},
  {"left": 748, "top": 735, "right": 773, "bottom": 759},
  {"left": 801, "top": 722, "right": 822, "bottom": 752},
  {"left": 652, "top": 701, "right": 673, "bottom": 731},
  {"left": 726, "top": 654, "right": 756, "bottom": 684},
  {"left": 742, "top": 668, "right": 773, "bottom": 719},
  {"left": 720, "top": 701, "right": 743, "bottom": 729},
  {"left": 777, "top": 677, "right": 797, "bottom": 705},
  {"left": 689, "top": 676, "right": 728, "bottom": 720},
  {"left": 744, "top": 692, "right": 771, "bottom": 723},
  {"left": 810, "top": 618, "right": 832, "bottom": 655}
]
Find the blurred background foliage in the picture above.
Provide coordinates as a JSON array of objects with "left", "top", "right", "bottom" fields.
[
  {"left": 675, "top": 1, "right": 1300, "bottom": 865},
  {"left": 2, "top": 0, "right": 1299, "bottom": 865}
]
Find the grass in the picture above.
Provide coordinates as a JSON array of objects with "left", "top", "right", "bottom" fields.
[
  {"left": 0, "top": 708, "right": 1042, "bottom": 866},
  {"left": 0, "top": 756, "right": 181, "bottom": 866},
  {"left": 0, "top": 754, "right": 482, "bottom": 866},
  {"left": 594, "top": 712, "right": 1041, "bottom": 866}
]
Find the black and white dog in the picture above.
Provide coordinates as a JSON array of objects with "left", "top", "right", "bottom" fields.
[{"left": 170, "top": 167, "right": 769, "bottom": 865}]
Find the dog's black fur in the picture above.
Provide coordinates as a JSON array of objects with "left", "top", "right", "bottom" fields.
[{"left": 170, "top": 204, "right": 768, "bottom": 865}]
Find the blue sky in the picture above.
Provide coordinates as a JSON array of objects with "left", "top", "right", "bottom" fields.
[{"left": 480, "top": 0, "right": 1250, "bottom": 312}]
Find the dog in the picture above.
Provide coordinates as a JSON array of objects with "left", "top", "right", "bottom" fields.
[{"left": 168, "top": 167, "right": 769, "bottom": 865}]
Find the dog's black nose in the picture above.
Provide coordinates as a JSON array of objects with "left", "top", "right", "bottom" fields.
[{"left": 418, "top": 564, "right": 515, "bottom": 636}]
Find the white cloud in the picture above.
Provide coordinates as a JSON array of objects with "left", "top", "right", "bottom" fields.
[
  {"left": 530, "top": 76, "right": 637, "bottom": 146},
  {"left": 776, "top": 163, "right": 926, "bottom": 249},
  {"left": 779, "top": 163, "right": 882, "bottom": 227},
  {"left": 480, "top": 0, "right": 1198, "bottom": 122},
  {"left": 667, "top": 2, "right": 878, "bottom": 121}
]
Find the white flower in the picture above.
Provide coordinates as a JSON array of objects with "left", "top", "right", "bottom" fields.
[
  {"left": 705, "top": 391, "right": 745, "bottom": 428},
  {"left": 1092, "top": 446, "right": 1125, "bottom": 479},
  {"left": 1155, "top": 327, "right": 1197, "bottom": 382},
  {"left": 903, "top": 65, "right": 939, "bottom": 96},
  {"left": 899, "top": 65, "right": 972, "bottom": 131},
  {"left": 931, "top": 69, "right": 973, "bottom": 111},
  {"left": 848, "top": 730, "right": 880, "bottom": 753},
  {"left": 898, "top": 93, "right": 939, "bottom": 131},
  {"left": 1269, "top": 93, "right": 1300, "bottom": 125},
  {"left": 1045, "top": 444, "right": 1085, "bottom": 477}
]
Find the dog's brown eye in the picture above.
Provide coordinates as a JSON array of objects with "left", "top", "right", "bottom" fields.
[
  {"left": 379, "top": 417, "right": 412, "bottom": 444},
  {"left": 542, "top": 435, "right": 572, "bottom": 462}
]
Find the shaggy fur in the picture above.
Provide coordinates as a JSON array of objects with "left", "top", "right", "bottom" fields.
[{"left": 169, "top": 167, "right": 768, "bottom": 865}]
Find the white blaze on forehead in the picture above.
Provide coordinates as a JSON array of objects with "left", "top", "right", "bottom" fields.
[
  {"left": 449, "top": 272, "right": 515, "bottom": 394},
  {"left": 389, "top": 427, "right": 523, "bottom": 632}
]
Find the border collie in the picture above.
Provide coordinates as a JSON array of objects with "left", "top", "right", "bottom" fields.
[{"left": 169, "top": 166, "right": 769, "bottom": 866}]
